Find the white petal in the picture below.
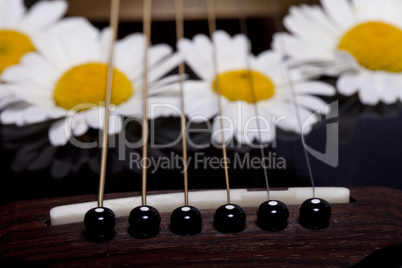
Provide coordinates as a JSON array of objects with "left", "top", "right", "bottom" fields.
[
  {"left": 49, "top": 119, "right": 71, "bottom": 146},
  {"left": 268, "top": 100, "right": 318, "bottom": 134},
  {"left": 272, "top": 32, "right": 334, "bottom": 64},
  {"left": 115, "top": 96, "right": 142, "bottom": 117},
  {"left": 292, "top": 95, "right": 330, "bottom": 114},
  {"left": 19, "top": 0, "right": 67, "bottom": 34},
  {"left": 357, "top": 72, "right": 380, "bottom": 105},
  {"left": 84, "top": 108, "right": 122, "bottom": 134},
  {"left": 21, "top": 53, "right": 60, "bottom": 88},
  {"left": 388, "top": 77, "right": 402, "bottom": 101},
  {"left": 22, "top": 106, "right": 49, "bottom": 124},
  {"left": 33, "top": 36, "right": 71, "bottom": 71},
  {"left": 0, "top": 0, "right": 25, "bottom": 27},
  {"left": 0, "top": 0, "right": 6, "bottom": 27},
  {"left": 59, "top": 29, "right": 101, "bottom": 66},
  {"left": 0, "top": 91, "right": 19, "bottom": 109},
  {"left": 352, "top": 0, "right": 382, "bottom": 21},
  {"left": 272, "top": 32, "right": 297, "bottom": 57},
  {"left": 262, "top": 100, "right": 299, "bottom": 133},
  {"left": 224, "top": 101, "right": 246, "bottom": 132},
  {"left": 84, "top": 108, "right": 102, "bottom": 130},
  {"left": 178, "top": 37, "right": 213, "bottom": 80},
  {"left": 236, "top": 109, "right": 274, "bottom": 143},
  {"left": 115, "top": 33, "right": 145, "bottom": 78},
  {"left": 337, "top": 72, "right": 361, "bottom": 96},
  {"left": 147, "top": 53, "right": 183, "bottom": 84},
  {"left": 33, "top": 21, "right": 99, "bottom": 69},
  {"left": 220, "top": 33, "right": 249, "bottom": 70},
  {"left": 253, "top": 50, "right": 282, "bottom": 73},
  {"left": 383, "top": 0, "right": 402, "bottom": 27},
  {"left": 214, "top": 31, "right": 248, "bottom": 71},
  {"left": 148, "top": 96, "right": 182, "bottom": 118},
  {"left": 45, "top": 17, "right": 94, "bottom": 35},
  {"left": 192, "top": 34, "right": 213, "bottom": 68},
  {"left": 374, "top": 72, "right": 399, "bottom": 104},
  {"left": 212, "top": 30, "right": 231, "bottom": 50},
  {"left": 292, "top": 81, "right": 335, "bottom": 96},
  {"left": 148, "top": 44, "right": 172, "bottom": 68},
  {"left": 2, "top": 83, "right": 54, "bottom": 107},
  {"left": 147, "top": 82, "right": 181, "bottom": 98},
  {"left": 1, "top": 63, "right": 32, "bottom": 82},
  {"left": 148, "top": 74, "right": 182, "bottom": 95},
  {"left": 0, "top": 102, "right": 29, "bottom": 125},
  {"left": 47, "top": 106, "right": 67, "bottom": 119},
  {"left": 107, "top": 114, "right": 123, "bottom": 135},
  {"left": 99, "top": 27, "right": 112, "bottom": 62},
  {"left": 321, "top": 0, "right": 356, "bottom": 31},
  {"left": 300, "top": 4, "right": 342, "bottom": 35},
  {"left": 285, "top": 5, "right": 336, "bottom": 46},
  {"left": 334, "top": 51, "right": 360, "bottom": 71},
  {"left": 2, "top": 53, "right": 57, "bottom": 88},
  {"left": 182, "top": 81, "right": 218, "bottom": 120}
]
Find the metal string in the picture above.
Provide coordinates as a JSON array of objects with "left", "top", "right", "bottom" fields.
[
  {"left": 141, "top": 0, "right": 153, "bottom": 206},
  {"left": 98, "top": 0, "right": 120, "bottom": 207},
  {"left": 236, "top": 0, "right": 271, "bottom": 200},
  {"left": 206, "top": 0, "right": 231, "bottom": 204},
  {"left": 175, "top": 0, "right": 190, "bottom": 206},
  {"left": 270, "top": 0, "right": 316, "bottom": 197}
]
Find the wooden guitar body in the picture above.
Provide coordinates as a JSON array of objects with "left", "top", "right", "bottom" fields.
[{"left": 1, "top": 186, "right": 401, "bottom": 267}]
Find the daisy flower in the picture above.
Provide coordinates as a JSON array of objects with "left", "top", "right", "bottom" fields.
[
  {"left": 0, "top": 0, "right": 96, "bottom": 108},
  {"left": 178, "top": 30, "right": 335, "bottom": 144},
  {"left": 273, "top": 0, "right": 402, "bottom": 105},
  {"left": 0, "top": 22, "right": 182, "bottom": 146},
  {"left": 0, "top": 0, "right": 68, "bottom": 75}
]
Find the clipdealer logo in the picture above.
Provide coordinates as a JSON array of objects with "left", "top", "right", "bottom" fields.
[
  {"left": 302, "top": 101, "right": 339, "bottom": 167},
  {"left": 64, "top": 101, "right": 339, "bottom": 169}
]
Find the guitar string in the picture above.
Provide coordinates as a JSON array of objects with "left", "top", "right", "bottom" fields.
[
  {"left": 236, "top": 0, "right": 271, "bottom": 201},
  {"left": 98, "top": 0, "right": 120, "bottom": 208},
  {"left": 174, "top": 0, "right": 190, "bottom": 206},
  {"left": 206, "top": 0, "right": 231, "bottom": 204},
  {"left": 141, "top": 0, "right": 153, "bottom": 206},
  {"left": 270, "top": 0, "right": 316, "bottom": 198}
]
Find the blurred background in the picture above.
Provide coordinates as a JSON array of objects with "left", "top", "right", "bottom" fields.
[{"left": 1, "top": 0, "right": 401, "bottom": 206}]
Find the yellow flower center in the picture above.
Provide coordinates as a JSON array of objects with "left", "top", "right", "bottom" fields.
[
  {"left": 54, "top": 63, "right": 133, "bottom": 110},
  {"left": 338, "top": 22, "right": 402, "bottom": 72},
  {"left": 212, "top": 70, "right": 275, "bottom": 103},
  {"left": 0, "top": 30, "right": 35, "bottom": 75}
]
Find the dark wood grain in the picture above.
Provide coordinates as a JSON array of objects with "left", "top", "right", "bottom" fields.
[{"left": 1, "top": 187, "right": 401, "bottom": 267}]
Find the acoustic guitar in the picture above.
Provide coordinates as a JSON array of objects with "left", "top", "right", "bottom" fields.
[
  {"left": 0, "top": 187, "right": 401, "bottom": 267},
  {"left": 1, "top": 0, "right": 402, "bottom": 267}
]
